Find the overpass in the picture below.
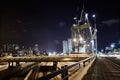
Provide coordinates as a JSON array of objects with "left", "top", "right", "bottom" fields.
[
  {"left": 0, "top": 56, "right": 89, "bottom": 62},
  {"left": 0, "top": 56, "right": 90, "bottom": 68}
]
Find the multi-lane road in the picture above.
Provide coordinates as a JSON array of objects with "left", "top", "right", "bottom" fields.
[{"left": 82, "top": 56, "right": 120, "bottom": 80}]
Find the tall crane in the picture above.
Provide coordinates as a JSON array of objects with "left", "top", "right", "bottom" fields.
[{"left": 71, "top": 8, "right": 97, "bottom": 54}]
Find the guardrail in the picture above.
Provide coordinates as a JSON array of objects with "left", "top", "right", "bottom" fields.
[{"left": 38, "top": 56, "right": 95, "bottom": 80}]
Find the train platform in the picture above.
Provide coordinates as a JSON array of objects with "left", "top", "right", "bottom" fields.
[{"left": 82, "top": 57, "right": 120, "bottom": 80}]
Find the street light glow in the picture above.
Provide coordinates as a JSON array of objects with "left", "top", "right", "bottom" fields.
[
  {"left": 92, "top": 14, "right": 95, "bottom": 18},
  {"left": 73, "top": 24, "right": 76, "bottom": 27},
  {"left": 85, "top": 13, "right": 88, "bottom": 18},
  {"left": 110, "top": 44, "right": 115, "bottom": 48},
  {"left": 83, "top": 41, "right": 86, "bottom": 43},
  {"left": 86, "top": 44, "right": 90, "bottom": 47},
  {"left": 73, "top": 38, "right": 77, "bottom": 42},
  {"left": 91, "top": 40, "right": 94, "bottom": 43},
  {"left": 73, "top": 17, "right": 77, "bottom": 20},
  {"left": 79, "top": 37, "right": 83, "bottom": 41}
]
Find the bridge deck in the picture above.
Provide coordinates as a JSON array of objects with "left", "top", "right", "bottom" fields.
[
  {"left": 0, "top": 56, "right": 88, "bottom": 62},
  {"left": 82, "top": 57, "right": 120, "bottom": 80}
]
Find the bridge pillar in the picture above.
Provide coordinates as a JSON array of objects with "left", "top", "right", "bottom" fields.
[
  {"left": 79, "top": 63, "right": 81, "bottom": 68},
  {"left": 83, "top": 62, "right": 85, "bottom": 67},
  {"left": 12, "top": 62, "right": 14, "bottom": 67},
  {"left": 16, "top": 62, "right": 20, "bottom": 66},
  {"left": 53, "top": 62, "right": 57, "bottom": 70},
  {"left": 8, "top": 62, "right": 11, "bottom": 68}
]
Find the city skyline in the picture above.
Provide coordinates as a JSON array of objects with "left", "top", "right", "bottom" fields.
[{"left": 0, "top": 0, "right": 120, "bottom": 52}]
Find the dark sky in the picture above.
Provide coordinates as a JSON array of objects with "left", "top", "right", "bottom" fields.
[{"left": 0, "top": 0, "right": 120, "bottom": 52}]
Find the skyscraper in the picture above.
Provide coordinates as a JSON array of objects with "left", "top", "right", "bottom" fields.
[
  {"left": 63, "top": 40, "right": 68, "bottom": 54},
  {"left": 68, "top": 38, "right": 72, "bottom": 53}
]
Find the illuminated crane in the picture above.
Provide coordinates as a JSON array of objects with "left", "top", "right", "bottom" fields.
[{"left": 71, "top": 8, "right": 97, "bottom": 54}]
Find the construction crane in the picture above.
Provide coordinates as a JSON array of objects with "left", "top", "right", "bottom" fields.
[{"left": 71, "top": 8, "right": 97, "bottom": 54}]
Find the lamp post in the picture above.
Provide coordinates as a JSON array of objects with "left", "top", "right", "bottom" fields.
[
  {"left": 110, "top": 44, "right": 115, "bottom": 54},
  {"left": 73, "top": 38, "right": 77, "bottom": 53},
  {"left": 93, "top": 14, "right": 98, "bottom": 55}
]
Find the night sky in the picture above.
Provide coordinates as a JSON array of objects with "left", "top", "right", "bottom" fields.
[{"left": 0, "top": 0, "right": 120, "bottom": 52}]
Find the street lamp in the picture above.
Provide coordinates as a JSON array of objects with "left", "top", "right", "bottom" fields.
[
  {"left": 79, "top": 37, "right": 83, "bottom": 42},
  {"left": 85, "top": 13, "right": 88, "bottom": 19},
  {"left": 73, "top": 38, "right": 77, "bottom": 42},
  {"left": 110, "top": 43, "right": 115, "bottom": 54},
  {"left": 92, "top": 14, "right": 95, "bottom": 18},
  {"left": 92, "top": 14, "right": 97, "bottom": 55},
  {"left": 110, "top": 44, "right": 115, "bottom": 48}
]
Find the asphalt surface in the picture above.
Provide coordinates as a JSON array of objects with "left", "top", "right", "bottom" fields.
[{"left": 82, "top": 57, "right": 120, "bottom": 80}]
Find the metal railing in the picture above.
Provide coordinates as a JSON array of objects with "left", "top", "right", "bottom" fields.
[{"left": 38, "top": 56, "right": 95, "bottom": 80}]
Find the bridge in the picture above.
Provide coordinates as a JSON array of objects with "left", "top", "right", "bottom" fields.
[
  {"left": 0, "top": 8, "right": 120, "bottom": 80},
  {"left": 0, "top": 55, "right": 96, "bottom": 80},
  {"left": 0, "top": 56, "right": 91, "bottom": 69},
  {"left": 0, "top": 56, "right": 89, "bottom": 62}
]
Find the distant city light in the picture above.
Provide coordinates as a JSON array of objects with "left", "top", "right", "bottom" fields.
[
  {"left": 87, "top": 44, "right": 90, "bottom": 47},
  {"left": 119, "top": 40, "right": 120, "bottom": 44},
  {"left": 94, "top": 48, "right": 96, "bottom": 50},
  {"left": 53, "top": 52, "right": 56, "bottom": 54},
  {"left": 92, "top": 14, "right": 95, "bottom": 18},
  {"left": 91, "top": 40, "right": 94, "bottom": 43},
  {"left": 101, "top": 49, "right": 104, "bottom": 52},
  {"left": 110, "top": 44, "right": 115, "bottom": 48},
  {"left": 83, "top": 41, "right": 86, "bottom": 43},
  {"left": 105, "top": 47, "right": 109, "bottom": 50},
  {"left": 73, "top": 17, "right": 77, "bottom": 20},
  {"left": 79, "top": 37, "right": 83, "bottom": 41},
  {"left": 73, "top": 24, "right": 76, "bottom": 27},
  {"left": 85, "top": 13, "right": 88, "bottom": 18},
  {"left": 73, "top": 38, "right": 77, "bottom": 42},
  {"left": 84, "top": 44, "right": 89, "bottom": 47},
  {"left": 48, "top": 52, "right": 52, "bottom": 56}
]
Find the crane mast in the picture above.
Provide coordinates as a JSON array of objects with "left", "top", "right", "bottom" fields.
[{"left": 71, "top": 8, "right": 97, "bottom": 54}]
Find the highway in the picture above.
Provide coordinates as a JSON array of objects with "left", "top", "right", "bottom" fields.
[
  {"left": 0, "top": 55, "right": 120, "bottom": 80},
  {"left": 82, "top": 56, "right": 120, "bottom": 80}
]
